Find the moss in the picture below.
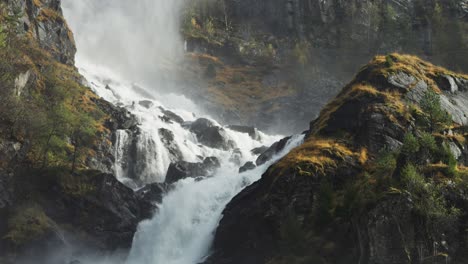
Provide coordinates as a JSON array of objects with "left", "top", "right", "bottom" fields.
[
  {"left": 4, "top": 203, "right": 53, "bottom": 246},
  {"left": 274, "top": 138, "right": 358, "bottom": 176},
  {"left": 38, "top": 8, "right": 64, "bottom": 23},
  {"left": 311, "top": 82, "right": 407, "bottom": 135},
  {"left": 32, "top": 0, "right": 42, "bottom": 7}
]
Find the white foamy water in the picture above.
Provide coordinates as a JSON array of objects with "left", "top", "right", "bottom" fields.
[
  {"left": 77, "top": 59, "right": 304, "bottom": 264},
  {"left": 126, "top": 134, "right": 304, "bottom": 264},
  {"left": 61, "top": 1, "right": 304, "bottom": 263}
]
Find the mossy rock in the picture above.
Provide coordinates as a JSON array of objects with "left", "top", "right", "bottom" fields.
[{"left": 4, "top": 203, "right": 54, "bottom": 247}]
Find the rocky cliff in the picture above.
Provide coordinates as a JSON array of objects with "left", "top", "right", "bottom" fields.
[
  {"left": 181, "top": 0, "right": 468, "bottom": 134},
  {"left": 0, "top": 1, "right": 152, "bottom": 262},
  {"left": 7, "top": 0, "right": 76, "bottom": 65},
  {"left": 206, "top": 54, "right": 468, "bottom": 264}
]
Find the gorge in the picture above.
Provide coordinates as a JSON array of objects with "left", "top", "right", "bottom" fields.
[{"left": 1, "top": 1, "right": 468, "bottom": 264}]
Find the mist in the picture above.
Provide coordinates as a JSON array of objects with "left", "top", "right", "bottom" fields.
[{"left": 62, "top": 0, "right": 187, "bottom": 89}]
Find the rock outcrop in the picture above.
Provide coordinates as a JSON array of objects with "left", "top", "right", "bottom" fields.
[
  {"left": 189, "top": 118, "right": 236, "bottom": 150},
  {"left": 206, "top": 54, "right": 468, "bottom": 264},
  {"left": 7, "top": 0, "right": 76, "bottom": 65},
  {"left": 0, "top": 0, "right": 154, "bottom": 261},
  {"left": 181, "top": 0, "right": 468, "bottom": 134},
  {"left": 165, "top": 157, "right": 221, "bottom": 184}
]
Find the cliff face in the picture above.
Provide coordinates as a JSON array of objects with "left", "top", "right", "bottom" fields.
[
  {"left": 182, "top": 0, "right": 468, "bottom": 133},
  {"left": 206, "top": 54, "right": 468, "bottom": 264},
  {"left": 0, "top": 1, "right": 152, "bottom": 262},
  {"left": 7, "top": 0, "right": 76, "bottom": 65}
]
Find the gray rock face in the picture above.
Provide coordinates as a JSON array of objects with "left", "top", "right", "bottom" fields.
[
  {"left": 159, "top": 128, "right": 183, "bottom": 161},
  {"left": 159, "top": 107, "right": 185, "bottom": 124},
  {"left": 165, "top": 157, "right": 221, "bottom": 184},
  {"left": 8, "top": 0, "right": 76, "bottom": 65},
  {"left": 239, "top": 161, "right": 256, "bottom": 173},
  {"left": 251, "top": 146, "right": 268, "bottom": 156},
  {"left": 136, "top": 182, "right": 169, "bottom": 204},
  {"left": 87, "top": 97, "right": 140, "bottom": 175},
  {"left": 190, "top": 118, "right": 236, "bottom": 150},
  {"left": 256, "top": 136, "right": 292, "bottom": 166}
]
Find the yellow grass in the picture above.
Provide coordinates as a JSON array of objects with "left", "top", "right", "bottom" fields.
[{"left": 274, "top": 138, "right": 357, "bottom": 176}]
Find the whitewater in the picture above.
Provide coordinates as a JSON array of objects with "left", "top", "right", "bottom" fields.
[{"left": 62, "top": 1, "right": 305, "bottom": 263}]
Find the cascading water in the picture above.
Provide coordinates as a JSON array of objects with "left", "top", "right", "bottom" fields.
[{"left": 62, "top": 1, "right": 305, "bottom": 263}]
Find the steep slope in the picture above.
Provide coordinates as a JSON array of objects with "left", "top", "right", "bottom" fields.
[
  {"left": 180, "top": 0, "right": 468, "bottom": 133},
  {"left": 0, "top": 1, "right": 152, "bottom": 262},
  {"left": 206, "top": 54, "right": 468, "bottom": 264}
]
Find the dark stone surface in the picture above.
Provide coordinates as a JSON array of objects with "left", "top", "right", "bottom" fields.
[
  {"left": 239, "top": 161, "right": 256, "bottom": 173},
  {"left": 159, "top": 107, "right": 185, "bottom": 124},
  {"left": 251, "top": 146, "right": 268, "bottom": 156},
  {"left": 136, "top": 182, "right": 169, "bottom": 204},
  {"left": 256, "top": 136, "right": 292, "bottom": 166},
  {"left": 190, "top": 118, "right": 236, "bottom": 150},
  {"left": 165, "top": 157, "right": 221, "bottom": 184}
]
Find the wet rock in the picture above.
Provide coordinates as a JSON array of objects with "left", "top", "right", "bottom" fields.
[
  {"left": 136, "top": 182, "right": 169, "bottom": 204},
  {"left": 256, "top": 136, "right": 291, "bottom": 166},
  {"left": 158, "top": 128, "right": 183, "bottom": 161},
  {"left": 190, "top": 118, "right": 236, "bottom": 150},
  {"left": 12, "top": 171, "right": 156, "bottom": 254},
  {"left": 251, "top": 146, "right": 268, "bottom": 156},
  {"left": 239, "top": 162, "right": 256, "bottom": 173},
  {"left": 139, "top": 100, "right": 154, "bottom": 109},
  {"left": 91, "top": 97, "right": 139, "bottom": 130},
  {"left": 165, "top": 157, "right": 221, "bottom": 184},
  {"left": 229, "top": 148, "right": 243, "bottom": 166},
  {"left": 159, "top": 107, "right": 185, "bottom": 124},
  {"left": 227, "top": 125, "right": 260, "bottom": 140}
]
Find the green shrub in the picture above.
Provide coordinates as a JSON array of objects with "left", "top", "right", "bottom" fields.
[
  {"left": 402, "top": 133, "right": 420, "bottom": 159},
  {"left": 418, "top": 131, "right": 437, "bottom": 163},
  {"left": 401, "top": 163, "right": 459, "bottom": 226},
  {"left": 205, "top": 18, "right": 215, "bottom": 36},
  {"left": 5, "top": 203, "right": 53, "bottom": 246},
  {"left": 419, "top": 89, "right": 452, "bottom": 132},
  {"left": 401, "top": 163, "right": 426, "bottom": 195},
  {"left": 292, "top": 41, "right": 311, "bottom": 66},
  {"left": 0, "top": 27, "right": 5, "bottom": 49},
  {"left": 385, "top": 55, "right": 394, "bottom": 67}
]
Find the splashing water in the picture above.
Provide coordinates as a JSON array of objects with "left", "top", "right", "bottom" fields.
[
  {"left": 126, "top": 135, "right": 304, "bottom": 264},
  {"left": 62, "top": 1, "right": 304, "bottom": 263}
]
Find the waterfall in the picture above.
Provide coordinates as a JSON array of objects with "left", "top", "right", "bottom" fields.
[
  {"left": 62, "top": 1, "right": 304, "bottom": 263},
  {"left": 126, "top": 135, "right": 304, "bottom": 264}
]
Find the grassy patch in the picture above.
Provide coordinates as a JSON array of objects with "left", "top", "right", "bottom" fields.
[
  {"left": 274, "top": 138, "right": 358, "bottom": 176},
  {"left": 4, "top": 203, "right": 54, "bottom": 246}
]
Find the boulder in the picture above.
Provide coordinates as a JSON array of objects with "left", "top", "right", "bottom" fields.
[
  {"left": 0, "top": 170, "right": 155, "bottom": 261},
  {"left": 91, "top": 97, "right": 139, "bottom": 130},
  {"left": 139, "top": 100, "right": 154, "bottom": 109},
  {"left": 165, "top": 157, "right": 221, "bottom": 184},
  {"left": 190, "top": 118, "right": 236, "bottom": 150},
  {"left": 256, "top": 136, "right": 292, "bottom": 166},
  {"left": 158, "top": 128, "right": 183, "bottom": 161},
  {"left": 159, "top": 107, "right": 185, "bottom": 124},
  {"left": 136, "top": 182, "right": 169, "bottom": 204},
  {"left": 229, "top": 148, "right": 243, "bottom": 166},
  {"left": 251, "top": 146, "right": 268, "bottom": 156},
  {"left": 239, "top": 162, "right": 256, "bottom": 173}
]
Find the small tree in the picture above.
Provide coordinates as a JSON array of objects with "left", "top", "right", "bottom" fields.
[
  {"left": 419, "top": 89, "right": 452, "bottom": 132},
  {"left": 0, "top": 27, "right": 6, "bottom": 49}
]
